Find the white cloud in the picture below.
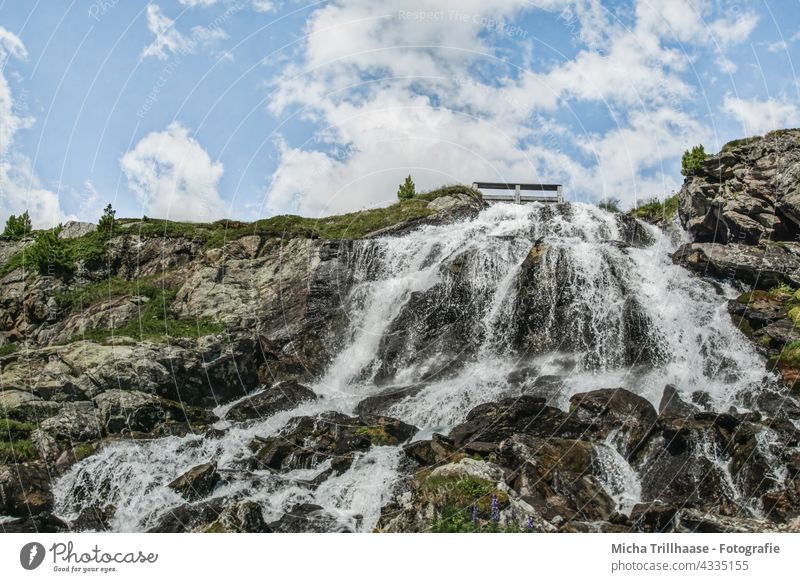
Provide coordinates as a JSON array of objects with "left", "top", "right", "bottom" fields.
[
  {"left": 0, "top": 27, "right": 71, "bottom": 228},
  {"left": 178, "top": 0, "right": 276, "bottom": 12},
  {"left": 179, "top": 0, "right": 218, "bottom": 6},
  {"left": 721, "top": 95, "right": 800, "bottom": 136},
  {"left": 121, "top": 122, "right": 226, "bottom": 221},
  {"left": 264, "top": 0, "right": 720, "bottom": 214},
  {"left": 141, "top": 4, "right": 193, "bottom": 60}
]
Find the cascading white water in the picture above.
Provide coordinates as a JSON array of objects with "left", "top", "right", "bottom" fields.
[{"left": 53, "top": 202, "right": 776, "bottom": 531}]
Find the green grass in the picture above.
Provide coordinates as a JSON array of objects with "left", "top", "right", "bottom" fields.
[
  {"left": 0, "top": 343, "right": 18, "bottom": 357},
  {"left": 76, "top": 288, "right": 225, "bottom": 344},
  {"left": 55, "top": 275, "right": 163, "bottom": 314},
  {"left": 631, "top": 195, "right": 679, "bottom": 223},
  {"left": 430, "top": 505, "right": 527, "bottom": 533},
  {"left": 720, "top": 136, "right": 762, "bottom": 153},
  {"left": 0, "top": 440, "right": 39, "bottom": 463},
  {"left": 0, "top": 185, "right": 480, "bottom": 277}
]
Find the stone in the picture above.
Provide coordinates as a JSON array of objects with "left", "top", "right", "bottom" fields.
[
  {"left": 224, "top": 381, "right": 317, "bottom": 422},
  {"left": 58, "top": 221, "right": 97, "bottom": 240},
  {"left": 167, "top": 462, "right": 220, "bottom": 501},
  {"left": 268, "top": 503, "right": 351, "bottom": 533}
]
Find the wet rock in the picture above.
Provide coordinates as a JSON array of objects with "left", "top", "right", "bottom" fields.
[
  {"left": 674, "top": 508, "right": 773, "bottom": 533},
  {"left": 448, "top": 396, "right": 590, "bottom": 448},
  {"left": 637, "top": 415, "right": 739, "bottom": 514},
  {"left": 71, "top": 505, "right": 116, "bottom": 532},
  {"left": 206, "top": 500, "right": 271, "bottom": 533},
  {"left": 569, "top": 388, "right": 658, "bottom": 458},
  {"left": 0, "top": 512, "right": 68, "bottom": 533},
  {"left": 630, "top": 502, "right": 678, "bottom": 532},
  {"left": 247, "top": 412, "right": 416, "bottom": 472},
  {"left": 268, "top": 503, "right": 352, "bottom": 533},
  {"left": 498, "top": 434, "right": 616, "bottom": 523},
  {"left": 168, "top": 462, "right": 220, "bottom": 501},
  {"left": 658, "top": 385, "right": 699, "bottom": 417},
  {"left": 762, "top": 479, "right": 800, "bottom": 523},
  {"left": 224, "top": 381, "right": 317, "bottom": 422},
  {"left": 355, "top": 384, "right": 425, "bottom": 417},
  {"left": 0, "top": 462, "right": 54, "bottom": 516},
  {"left": 146, "top": 498, "right": 227, "bottom": 533}
]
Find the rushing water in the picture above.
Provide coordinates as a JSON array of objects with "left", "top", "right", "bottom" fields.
[{"left": 53, "top": 202, "right": 775, "bottom": 531}]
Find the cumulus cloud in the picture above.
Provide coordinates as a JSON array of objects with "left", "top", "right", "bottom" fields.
[
  {"left": 0, "top": 26, "right": 71, "bottom": 228},
  {"left": 263, "top": 0, "right": 745, "bottom": 214},
  {"left": 721, "top": 95, "right": 800, "bottom": 136},
  {"left": 121, "top": 122, "right": 226, "bottom": 221}
]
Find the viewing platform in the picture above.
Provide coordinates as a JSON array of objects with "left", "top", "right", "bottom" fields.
[{"left": 472, "top": 182, "right": 564, "bottom": 204}]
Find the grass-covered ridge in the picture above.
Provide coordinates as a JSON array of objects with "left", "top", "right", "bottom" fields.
[{"left": 0, "top": 184, "right": 481, "bottom": 279}]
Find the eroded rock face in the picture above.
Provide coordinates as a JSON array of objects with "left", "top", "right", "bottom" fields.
[
  {"left": 678, "top": 130, "right": 800, "bottom": 243},
  {"left": 224, "top": 381, "right": 317, "bottom": 422}
]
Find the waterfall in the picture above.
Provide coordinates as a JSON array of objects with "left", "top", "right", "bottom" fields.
[{"left": 53, "top": 202, "right": 774, "bottom": 531}]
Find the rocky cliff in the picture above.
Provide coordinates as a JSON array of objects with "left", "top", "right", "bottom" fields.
[{"left": 2, "top": 172, "right": 800, "bottom": 534}]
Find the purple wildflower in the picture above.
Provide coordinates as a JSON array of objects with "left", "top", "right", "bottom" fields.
[
  {"left": 491, "top": 494, "right": 499, "bottom": 522},
  {"left": 526, "top": 516, "right": 534, "bottom": 530},
  {"left": 471, "top": 502, "right": 478, "bottom": 524}
]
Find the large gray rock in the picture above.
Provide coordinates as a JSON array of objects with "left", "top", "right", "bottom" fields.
[
  {"left": 224, "top": 381, "right": 316, "bottom": 422},
  {"left": 672, "top": 241, "right": 800, "bottom": 288},
  {"left": 58, "top": 221, "right": 97, "bottom": 240},
  {"left": 678, "top": 129, "right": 800, "bottom": 243}
]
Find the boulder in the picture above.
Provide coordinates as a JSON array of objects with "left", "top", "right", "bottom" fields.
[
  {"left": 206, "top": 500, "right": 271, "bottom": 533},
  {"left": 224, "top": 381, "right": 316, "bottom": 422},
  {"left": 672, "top": 242, "right": 800, "bottom": 289},
  {"left": 569, "top": 388, "right": 658, "bottom": 458},
  {"left": 167, "top": 462, "right": 220, "bottom": 501},
  {"left": 0, "top": 462, "right": 54, "bottom": 516},
  {"left": 247, "top": 412, "right": 416, "bottom": 472},
  {"left": 448, "top": 395, "right": 591, "bottom": 448},
  {"left": 268, "top": 503, "right": 351, "bottom": 533},
  {"left": 58, "top": 221, "right": 97, "bottom": 240}
]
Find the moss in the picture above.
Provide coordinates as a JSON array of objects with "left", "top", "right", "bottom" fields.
[
  {"left": 769, "top": 283, "right": 794, "bottom": 297},
  {"left": 788, "top": 307, "right": 800, "bottom": 327},
  {"left": 355, "top": 426, "right": 398, "bottom": 446},
  {"left": 736, "top": 290, "right": 771, "bottom": 304},
  {"left": 772, "top": 340, "right": 800, "bottom": 369},
  {"left": 0, "top": 343, "right": 18, "bottom": 358},
  {"left": 0, "top": 439, "right": 39, "bottom": 463},
  {"left": 202, "top": 520, "right": 227, "bottom": 533},
  {"left": 736, "top": 317, "right": 754, "bottom": 337},
  {"left": 0, "top": 417, "right": 35, "bottom": 440},
  {"left": 72, "top": 442, "right": 97, "bottom": 461}
]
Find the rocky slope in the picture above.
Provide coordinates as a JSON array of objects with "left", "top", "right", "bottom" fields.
[{"left": 2, "top": 167, "right": 800, "bottom": 534}]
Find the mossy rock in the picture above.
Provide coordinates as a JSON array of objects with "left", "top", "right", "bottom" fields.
[
  {"left": 422, "top": 474, "right": 509, "bottom": 516},
  {"left": 355, "top": 426, "right": 398, "bottom": 446},
  {"left": 0, "top": 439, "right": 39, "bottom": 463},
  {"left": 0, "top": 417, "right": 36, "bottom": 440}
]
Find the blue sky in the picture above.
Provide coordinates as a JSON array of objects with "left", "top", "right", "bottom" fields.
[{"left": 0, "top": 0, "right": 799, "bottom": 226}]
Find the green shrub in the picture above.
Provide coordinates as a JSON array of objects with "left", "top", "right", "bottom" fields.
[
  {"left": 98, "top": 204, "right": 116, "bottom": 238},
  {"left": 598, "top": 198, "right": 622, "bottom": 213},
  {"left": 397, "top": 175, "right": 416, "bottom": 200},
  {"left": 2, "top": 211, "right": 32, "bottom": 240},
  {"left": 25, "top": 229, "right": 72, "bottom": 276},
  {"left": 681, "top": 145, "right": 707, "bottom": 176},
  {"left": 631, "top": 195, "right": 679, "bottom": 223}
]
